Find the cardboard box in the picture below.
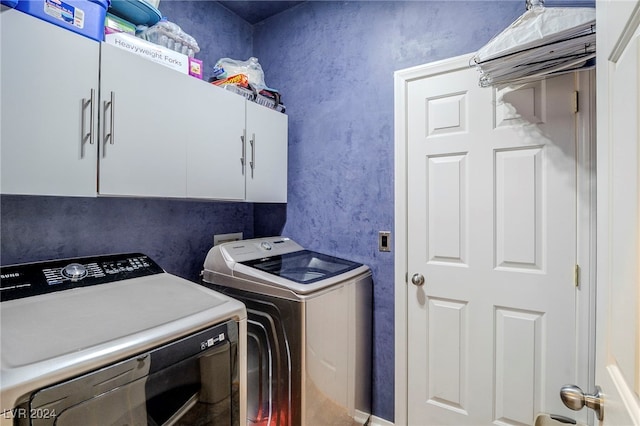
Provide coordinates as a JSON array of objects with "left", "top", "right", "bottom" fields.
[
  {"left": 189, "top": 58, "right": 203, "bottom": 79},
  {"left": 105, "top": 32, "right": 189, "bottom": 74}
]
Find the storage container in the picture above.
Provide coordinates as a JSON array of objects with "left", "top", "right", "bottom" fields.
[
  {"left": 0, "top": 0, "right": 19, "bottom": 8},
  {"left": 14, "top": 0, "right": 109, "bottom": 42},
  {"left": 137, "top": 19, "right": 200, "bottom": 57},
  {"left": 108, "top": 0, "right": 160, "bottom": 27},
  {"left": 104, "top": 11, "right": 135, "bottom": 34}
]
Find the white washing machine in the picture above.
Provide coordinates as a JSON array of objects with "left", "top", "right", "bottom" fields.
[
  {"left": 0, "top": 252, "right": 247, "bottom": 426},
  {"left": 201, "top": 237, "right": 372, "bottom": 426}
]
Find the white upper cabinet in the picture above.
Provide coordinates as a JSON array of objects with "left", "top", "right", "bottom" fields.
[
  {"left": 98, "top": 43, "right": 191, "bottom": 198},
  {"left": 1, "top": 8, "right": 99, "bottom": 197},
  {"left": 245, "top": 101, "right": 288, "bottom": 203},
  {"left": 186, "top": 85, "right": 246, "bottom": 201},
  {"left": 1, "top": 10, "right": 288, "bottom": 202},
  {"left": 186, "top": 92, "right": 288, "bottom": 202}
]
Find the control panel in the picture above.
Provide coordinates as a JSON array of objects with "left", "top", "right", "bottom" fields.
[
  {"left": 220, "top": 237, "right": 305, "bottom": 263},
  {"left": 0, "top": 253, "right": 163, "bottom": 301}
]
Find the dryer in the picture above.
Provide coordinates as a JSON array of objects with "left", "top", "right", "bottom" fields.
[
  {"left": 201, "top": 237, "right": 372, "bottom": 426},
  {"left": 0, "top": 253, "right": 247, "bottom": 426}
]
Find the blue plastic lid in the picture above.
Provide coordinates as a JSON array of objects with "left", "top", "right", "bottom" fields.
[
  {"left": 108, "top": 0, "right": 160, "bottom": 27},
  {"left": 3, "top": 0, "right": 108, "bottom": 9},
  {"left": 89, "top": 0, "right": 110, "bottom": 9},
  {"left": 0, "top": 0, "right": 18, "bottom": 8}
]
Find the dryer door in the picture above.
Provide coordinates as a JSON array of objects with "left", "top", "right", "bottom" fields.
[{"left": 25, "top": 321, "right": 240, "bottom": 426}]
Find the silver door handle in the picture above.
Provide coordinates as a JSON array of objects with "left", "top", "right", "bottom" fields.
[
  {"left": 560, "top": 384, "right": 604, "bottom": 421},
  {"left": 240, "top": 130, "right": 246, "bottom": 172},
  {"left": 249, "top": 133, "right": 256, "bottom": 177},
  {"left": 81, "top": 89, "right": 95, "bottom": 145},
  {"left": 411, "top": 273, "right": 425, "bottom": 286},
  {"left": 103, "top": 91, "right": 115, "bottom": 145}
]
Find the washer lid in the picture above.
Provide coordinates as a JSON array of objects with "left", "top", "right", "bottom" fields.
[
  {"left": 240, "top": 249, "right": 362, "bottom": 285},
  {"left": 203, "top": 237, "right": 371, "bottom": 296}
]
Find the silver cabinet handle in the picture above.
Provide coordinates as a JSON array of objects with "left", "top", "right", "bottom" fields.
[
  {"left": 249, "top": 133, "right": 256, "bottom": 177},
  {"left": 103, "top": 91, "right": 115, "bottom": 145},
  {"left": 240, "top": 130, "right": 246, "bottom": 173},
  {"left": 560, "top": 384, "right": 604, "bottom": 421},
  {"left": 411, "top": 273, "right": 425, "bottom": 286},
  {"left": 81, "top": 89, "right": 95, "bottom": 145}
]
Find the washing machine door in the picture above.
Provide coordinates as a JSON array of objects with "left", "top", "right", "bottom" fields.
[
  {"left": 240, "top": 250, "right": 362, "bottom": 284},
  {"left": 24, "top": 321, "right": 240, "bottom": 426}
]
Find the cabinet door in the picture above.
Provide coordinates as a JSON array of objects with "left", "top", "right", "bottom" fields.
[
  {"left": 98, "top": 43, "right": 189, "bottom": 198},
  {"left": 186, "top": 86, "right": 245, "bottom": 200},
  {"left": 245, "top": 102, "right": 288, "bottom": 202},
  {"left": 1, "top": 9, "right": 99, "bottom": 196}
]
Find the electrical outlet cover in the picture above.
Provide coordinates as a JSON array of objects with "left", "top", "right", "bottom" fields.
[{"left": 213, "top": 232, "right": 243, "bottom": 246}]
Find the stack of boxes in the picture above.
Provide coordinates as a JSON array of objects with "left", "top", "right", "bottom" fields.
[{"left": 1, "top": 0, "right": 203, "bottom": 79}]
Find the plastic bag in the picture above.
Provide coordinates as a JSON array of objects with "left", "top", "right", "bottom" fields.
[
  {"left": 213, "top": 57, "right": 266, "bottom": 93},
  {"left": 138, "top": 18, "right": 200, "bottom": 57}
]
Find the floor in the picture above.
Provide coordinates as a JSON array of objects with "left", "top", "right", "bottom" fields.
[{"left": 306, "top": 379, "right": 363, "bottom": 426}]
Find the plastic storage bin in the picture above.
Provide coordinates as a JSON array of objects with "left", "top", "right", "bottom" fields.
[
  {"left": 108, "top": 0, "right": 160, "bottom": 27},
  {"left": 14, "top": 0, "right": 109, "bottom": 41},
  {"left": 0, "top": 0, "right": 19, "bottom": 8}
]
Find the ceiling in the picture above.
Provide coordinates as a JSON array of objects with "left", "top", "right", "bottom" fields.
[
  {"left": 217, "top": 0, "right": 595, "bottom": 26},
  {"left": 217, "top": 1, "right": 304, "bottom": 24}
]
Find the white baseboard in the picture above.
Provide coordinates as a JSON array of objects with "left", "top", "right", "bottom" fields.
[
  {"left": 369, "top": 415, "right": 394, "bottom": 426},
  {"left": 354, "top": 410, "right": 370, "bottom": 424}
]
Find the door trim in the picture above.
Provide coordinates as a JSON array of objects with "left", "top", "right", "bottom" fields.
[
  {"left": 575, "top": 68, "right": 598, "bottom": 426},
  {"left": 393, "top": 54, "right": 596, "bottom": 425}
]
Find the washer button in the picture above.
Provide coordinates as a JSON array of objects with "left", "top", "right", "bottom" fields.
[{"left": 260, "top": 242, "right": 272, "bottom": 251}]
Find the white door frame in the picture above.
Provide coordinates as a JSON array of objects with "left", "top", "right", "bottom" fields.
[{"left": 393, "top": 54, "right": 596, "bottom": 425}]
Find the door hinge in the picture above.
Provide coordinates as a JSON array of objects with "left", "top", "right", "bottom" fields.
[
  {"left": 574, "top": 264, "right": 581, "bottom": 287},
  {"left": 572, "top": 91, "right": 579, "bottom": 113}
]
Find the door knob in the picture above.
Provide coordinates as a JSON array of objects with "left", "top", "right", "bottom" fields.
[
  {"left": 560, "top": 384, "right": 604, "bottom": 421},
  {"left": 411, "top": 273, "right": 425, "bottom": 286}
]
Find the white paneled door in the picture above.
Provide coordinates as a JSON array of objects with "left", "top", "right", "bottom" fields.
[
  {"left": 594, "top": 1, "right": 640, "bottom": 424},
  {"left": 405, "top": 59, "right": 580, "bottom": 425}
]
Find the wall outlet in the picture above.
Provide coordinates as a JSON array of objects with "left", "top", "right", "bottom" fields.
[{"left": 213, "top": 232, "right": 243, "bottom": 246}]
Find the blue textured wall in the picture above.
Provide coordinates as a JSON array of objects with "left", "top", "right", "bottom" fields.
[
  {"left": 0, "top": 196, "right": 252, "bottom": 281},
  {"left": 252, "top": 1, "right": 524, "bottom": 421}
]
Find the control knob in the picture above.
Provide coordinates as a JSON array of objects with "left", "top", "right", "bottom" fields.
[{"left": 61, "top": 263, "right": 88, "bottom": 281}]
